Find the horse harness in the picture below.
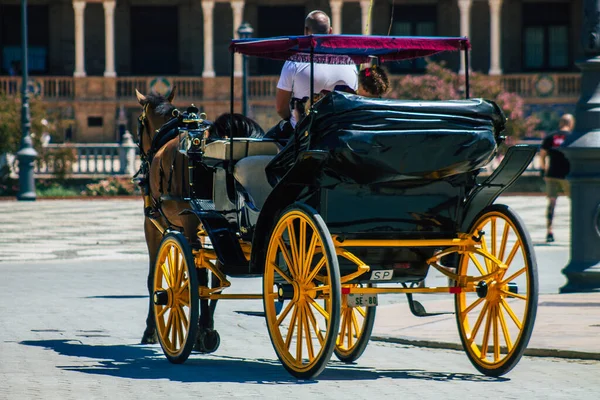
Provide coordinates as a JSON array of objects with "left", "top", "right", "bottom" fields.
[{"left": 135, "top": 105, "right": 187, "bottom": 218}]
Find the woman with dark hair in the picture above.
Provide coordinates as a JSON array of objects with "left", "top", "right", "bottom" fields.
[{"left": 357, "top": 65, "right": 390, "bottom": 98}]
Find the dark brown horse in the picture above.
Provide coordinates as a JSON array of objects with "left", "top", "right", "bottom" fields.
[{"left": 136, "top": 88, "right": 265, "bottom": 345}]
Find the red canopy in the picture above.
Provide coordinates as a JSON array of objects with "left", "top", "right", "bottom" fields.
[{"left": 229, "top": 35, "right": 470, "bottom": 64}]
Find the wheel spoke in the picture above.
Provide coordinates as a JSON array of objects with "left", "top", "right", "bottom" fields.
[
  {"left": 498, "top": 223, "right": 510, "bottom": 263},
  {"left": 287, "top": 220, "right": 301, "bottom": 276},
  {"left": 500, "top": 298, "right": 523, "bottom": 330},
  {"left": 501, "top": 289, "right": 527, "bottom": 301},
  {"left": 480, "top": 304, "right": 493, "bottom": 359},
  {"left": 302, "top": 304, "right": 315, "bottom": 360},
  {"left": 347, "top": 310, "right": 354, "bottom": 348},
  {"left": 285, "top": 305, "right": 298, "bottom": 350},
  {"left": 165, "top": 309, "right": 174, "bottom": 345},
  {"left": 308, "top": 298, "right": 330, "bottom": 321},
  {"left": 339, "top": 310, "right": 348, "bottom": 345},
  {"left": 462, "top": 296, "right": 485, "bottom": 317},
  {"left": 306, "top": 257, "right": 327, "bottom": 283},
  {"left": 504, "top": 240, "right": 522, "bottom": 268},
  {"left": 271, "top": 262, "right": 293, "bottom": 285},
  {"left": 492, "top": 304, "right": 501, "bottom": 362},
  {"left": 176, "top": 308, "right": 185, "bottom": 347},
  {"left": 157, "top": 305, "right": 168, "bottom": 318},
  {"left": 296, "top": 304, "right": 303, "bottom": 361},
  {"left": 175, "top": 253, "right": 184, "bottom": 287},
  {"left": 498, "top": 305, "right": 513, "bottom": 352},
  {"left": 177, "top": 305, "right": 189, "bottom": 329},
  {"left": 351, "top": 310, "right": 360, "bottom": 340},
  {"left": 277, "top": 237, "right": 297, "bottom": 279},
  {"left": 305, "top": 303, "right": 325, "bottom": 346},
  {"left": 501, "top": 267, "right": 526, "bottom": 286},
  {"left": 480, "top": 234, "right": 493, "bottom": 273},
  {"left": 161, "top": 262, "right": 172, "bottom": 287},
  {"left": 469, "top": 301, "right": 489, "bottom": 343},
  {"left": 168, "top": 247, "right": 177, "bottom": 286},
  {"left": 468, "top": 253, "right": 487, "bottom": 276},
  {"left": 303, "top": 233, "right": 319, "bottom": 281},
  {"left": 298, "top": 219, "right": 307, "bottom": 280},
  {"left": 356, "top": 305, "right": 367, "bottom": 318},
  {"left": 276, "top": 301, "right": 294, "bottom": 327},
  {"left": 491, "top": 217, "right": 497, "bottom": 258}
]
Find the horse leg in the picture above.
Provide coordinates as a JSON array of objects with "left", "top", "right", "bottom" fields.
[
  {"left": 141, "top": 217, "right": 160, "bottom": 344},
  {"left": 194, "top": 268, "right": 221, "bottom": 353}
]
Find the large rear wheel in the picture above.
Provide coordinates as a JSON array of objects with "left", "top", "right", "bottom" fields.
[
  {"left": 456, "top": 204, "right": 538, "bottom": 376},
  {"left": 153, "top": 231, "right": 199, "bottom": 364},
  {"left": 263, "top": 204, "right": 341, "bottom": 379}
]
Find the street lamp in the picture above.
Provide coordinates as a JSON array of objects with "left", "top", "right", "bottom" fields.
[
  {"left": 237, "top": 22, "right": 254, "bottom": 116},
  {"left": 559, "top": 0, "right": 600, "bottom": 292},
  {"left": 16, "top": 0, "right": 37, "bottom": 201}
]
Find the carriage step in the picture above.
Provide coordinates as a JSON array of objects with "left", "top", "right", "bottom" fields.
[{"left": 406, "top": 293, "right": 454, "bottom": 318}]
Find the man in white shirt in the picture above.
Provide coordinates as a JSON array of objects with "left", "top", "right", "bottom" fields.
[{"left": 267, "top": 10, "right": 358, "bottom": 139}]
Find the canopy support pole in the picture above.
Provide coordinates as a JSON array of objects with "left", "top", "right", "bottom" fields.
[
  {"left": 229, "top": 50, "right": 235, "bottom": 171},
  {"left": 464, "top": 44, "right": 470, "bottom": 99}
]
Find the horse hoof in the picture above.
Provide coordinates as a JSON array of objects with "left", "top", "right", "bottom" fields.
[
  {"left": 194, "top": 329, "right": 220, "bottom": 353},
  {"left": 141, "top": 330, "right": 158, "bottom": 345}
]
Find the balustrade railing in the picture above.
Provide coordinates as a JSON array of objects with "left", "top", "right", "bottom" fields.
[
  {"left": 30, "top": 133, "right": 139, "bottom": 177},
  {"left": 0, "top": 76, "right": 74, "bottom": 99}
]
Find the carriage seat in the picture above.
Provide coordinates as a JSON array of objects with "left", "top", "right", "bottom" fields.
[
  {"left": 233, "top": 155, "right": 275, "bottom": 210},
  {"left": 204, "top": 138, "right": 280, "bottom": 161}
]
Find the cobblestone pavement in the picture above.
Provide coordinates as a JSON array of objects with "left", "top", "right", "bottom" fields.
[
  {"left": 2, "top": 195, "right": 594, "bottom": 399},
  {"left": 1, "top": 258, "right": 598, "bottom": 400},
  {"left": 0, "top": 195, "right": 570, "bottom": 263}
]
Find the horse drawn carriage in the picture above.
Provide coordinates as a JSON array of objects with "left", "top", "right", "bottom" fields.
[{"left": 135, "top": 34, "right": 538, "bottom": 380}]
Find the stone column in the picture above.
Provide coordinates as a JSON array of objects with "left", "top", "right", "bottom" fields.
[
  {"left": 489, "top": 0, "right": 503, "bottom": 75},
  {"left": 103, "top": 0, "right": 116, "bottom": 77},
  {"left": 231, "top": 0, "right": 245, "bottom": 78},
  {"left": 330, "top": 0, "right": 343, "bottom": 35},
  {"left": 458, "top": 0, "right": 472, "bottom": 74},
  {"left": 360, "top": 0, "right": 371, "bottom": 35},
  {"left": 73, "top": 1, "right": 86, "bottom": 77},
  {"left": 202, "top": 0, "right": 216, "bottom": 78}
]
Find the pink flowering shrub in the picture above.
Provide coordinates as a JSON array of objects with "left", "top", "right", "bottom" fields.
[{"left": 389, "top": 61, "right": 540, "bottom": 140}]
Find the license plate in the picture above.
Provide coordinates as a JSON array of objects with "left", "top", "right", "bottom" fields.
[{"left": 347, "top": 293, "right": 378, "bottom": 307}]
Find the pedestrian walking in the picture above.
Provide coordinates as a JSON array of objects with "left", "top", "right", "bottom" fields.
[{"left": 540, "top": 113, "right": 574, "bottom": 243}]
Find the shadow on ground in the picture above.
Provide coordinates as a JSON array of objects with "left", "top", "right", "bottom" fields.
[{"left": 20, "top": 339, "right": 507, "bottom": 384}]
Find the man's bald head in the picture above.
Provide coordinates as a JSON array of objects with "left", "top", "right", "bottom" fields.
[{"left": 305, "top": 10, "right": 332, "bottom": 34}]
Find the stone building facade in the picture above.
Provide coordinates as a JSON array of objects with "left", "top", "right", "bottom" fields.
[{"left": 0, "top": 0, "right": 583, "bottom": 142}]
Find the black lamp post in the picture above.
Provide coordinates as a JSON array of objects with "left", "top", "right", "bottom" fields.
[
  {"left": 559, "top": 0, "right": 600, "bottom": 292},
  {"left": 237, "top": 22, "right": 254, "bottom": 116},
  {"left": 16, "top": 0, "right": 37, "bottom": 201}
]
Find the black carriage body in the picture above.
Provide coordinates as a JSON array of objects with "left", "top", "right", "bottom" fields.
[{"left": 256, "top": 92, "right": 506, "bottom": 282}]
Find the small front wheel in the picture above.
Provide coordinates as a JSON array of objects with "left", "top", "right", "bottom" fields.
[
  {"left": 153, "top": 231, "right": 199, "bottom": 364},
  {"left": 263, "top": 204, "right": 341, "bottom": 380}
]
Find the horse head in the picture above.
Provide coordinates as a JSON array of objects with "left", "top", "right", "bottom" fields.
[{"left": 135, "top": 87, "right": 177, "bottom": 157}]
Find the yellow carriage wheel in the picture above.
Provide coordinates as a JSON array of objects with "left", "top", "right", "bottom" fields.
[
  {"left": 263, "top": 204, "right": 341, "bottom": 379},
  {"left": 456, "top": 205, "right": 538, "bottom": 376},
  {"left": 330, "top": 284, "right": 376, "bottom": 363},
  {"left": 153, "top": 231, "right": 199, "bottom": 364}
]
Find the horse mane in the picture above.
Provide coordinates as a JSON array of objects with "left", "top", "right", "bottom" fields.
[
  {"left": 140, "top": 92, "right": 176, "bottom": 118},
  {"left": 210, "top": 113, "right": 265, "bottom": 139}
]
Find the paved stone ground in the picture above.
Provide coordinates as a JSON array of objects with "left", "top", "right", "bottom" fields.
[
  {"left": 3, "top": 195, "right": 597, "bottom": 399},
  {"left": 1, "top": 258, "right": 598, "bottom": 400},
  {"left": 0, "top": 195, "right": 570, "bottom": 263}
]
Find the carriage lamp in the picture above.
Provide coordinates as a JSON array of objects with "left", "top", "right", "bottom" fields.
[{"left": 237, "top": 22, "right": 254, "bottom": 117}]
